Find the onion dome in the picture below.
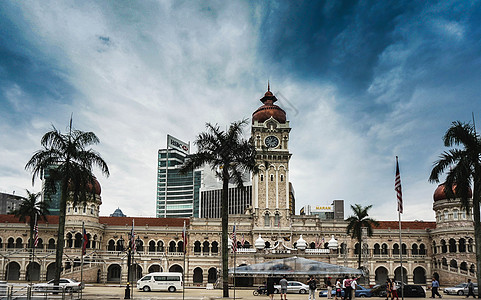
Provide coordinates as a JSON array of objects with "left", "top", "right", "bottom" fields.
[
  {"left": 68, "top": 177, "right": 102, "bottom": 195},
  {"left": 328, "top": 235, "right": 338, "bottom": 249},
  {"left": 252, "top": 86, "right": 287, "bottom": 124},
  {"left": 296, "top": 235, "right": 307, "bottom": 250},
  {"left": 433, "top": 183, "right": 472, "bottom": 202},
  {"left": 255, "top": 234, "right": 266, "bottom": 250}
]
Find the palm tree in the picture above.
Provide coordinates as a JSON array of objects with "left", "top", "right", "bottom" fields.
[
  {"left": 346, "top": 204, "right": 379, "bottom": 269},
  {"left": 25, "top": 118, "right": 109, "bottom": 286},
  {"left": 429, "top": 121, "right": 481, "bottom": 292},
  {"left": 180, "top": 120, "right": 256, "bottom": 298},
  {"left": 10, "top": 189, "right": 50, "bottom": 249}
]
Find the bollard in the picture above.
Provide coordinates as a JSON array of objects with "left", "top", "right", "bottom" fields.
[{"left": 27, "top": 286, "right": 32, "bottom": 300}]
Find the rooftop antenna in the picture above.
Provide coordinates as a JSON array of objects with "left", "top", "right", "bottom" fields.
[
  {"left": 472, "top": 112, "right": 477, "bottom": 134},
  {"left": 268, "top": 80, "right": 270, "bottom": 92}
]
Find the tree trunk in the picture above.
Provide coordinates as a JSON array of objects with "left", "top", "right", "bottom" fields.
[
  {"left": 221, "top": 167, "right": 229, "bottom": 298},
  {"left": 54, "top": 179, "right": 68, "bottom": 286},
  {"left": 473, "top": 174, "right": 481, "bottom": 298},
  {"left": 28, "top": 217, "right": 34, "bottom": 281},
  {"left": 358, "top": 235, "right": 362, "bottom": 269}
]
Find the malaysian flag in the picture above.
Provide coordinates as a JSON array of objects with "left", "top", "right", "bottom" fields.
[
  {"left": 33, "top": 222, "right": 39, "bottom": 247},
  {"left": 232, "top": 225, "right": 237, "bottom": 252},
  {"left": 82, "top": 223, "right": 88, "bottom": 255},
  {"left": 182, "top": 221, "right": 187, "bottom": 254},
  {"left": 395, "top": 156, "right": 403, "bottom": 214},
  {"left": 130, "top": 219, "right": 136, "bottom": 254}
]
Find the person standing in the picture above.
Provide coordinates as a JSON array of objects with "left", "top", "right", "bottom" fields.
[
  {"left": 279, "top": 276, "right": 288, "bottom": 300},
  {"left": 343, "top": 276, "right": 352, "bottom": 300},
  {"left": 266, "top": 277, "right": 275, "bottom": 300},
  {"left": 385, "top": 278, "right": 392, "bottom": 300},
  {"left": 308, "top": 275, "right": 317, "bottom": 300},
  {"left": 327, "top": 277, "right": 333, "bottom": 299},
  {"left": 466, "top": 279, "right": 475, "bottom": 298},
  {"left": 351, "top": 277, "right": 358, "bottom": 300},
  {"left": 391, "top": 279, "right": 399, "bottom": 300},
  {"left": 335, "top": 278, "right": 342, "bottom": 300},
  {"left": 431, "top": 277, "right": 442, "bottom": 298}
]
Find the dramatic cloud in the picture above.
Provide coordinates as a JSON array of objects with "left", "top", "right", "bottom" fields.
[{"left": 1, "top": 1, "right": 480, "bottom": 221}]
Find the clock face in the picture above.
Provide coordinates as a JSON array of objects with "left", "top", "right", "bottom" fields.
[{"left": 265, "top": 135, "right": 279, "bottom": 148}]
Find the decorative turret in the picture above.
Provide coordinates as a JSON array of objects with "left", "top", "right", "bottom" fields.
[{"left": 296, "top": 235, "right": 307, "bottom": 250}]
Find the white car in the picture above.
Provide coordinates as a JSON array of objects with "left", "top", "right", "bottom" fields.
[
  {"left": 33, "top": 278, "right": 84, "bottom": 292},
  {"left": 444, "top": 283, "right": 478, "bottom": 296},
  {"left": 273, "top": 281, "right": 309, "bottom": 294}
]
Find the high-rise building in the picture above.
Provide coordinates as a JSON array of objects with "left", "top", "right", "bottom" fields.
[
  {"left": 156, "top": 147, "right": 202, "bottom": 218},
  {"left": 199, "top": 185, "right": 252, "bottom": 218},
  {"left": 42, "top": 166, "right": 61, "bottom": 215}
]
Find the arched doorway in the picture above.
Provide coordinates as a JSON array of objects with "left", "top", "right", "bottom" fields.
[
  {"left": 169, "top": 264, "right": 183, "bottom": 274},
  {"left": 130, "top": 264, "right": 142, "bottom": 282},
  {"left": 148, "top": 264, "right": 161, "bottom": 273},
  {"left": 107, "top": 264, "right": 121, "bottom": 282},
  {"left": 5, "top": 261, "right": 20, "bottom": 280},
  {"left": 394, "top": 266, "right": 407, "bottom": 283},
  {"left": 208, "top": 268, "right": 217, "bottom": 283},
  {"left": 46, "top": 263, "right": 56, "bottom": 281},
  {"left": 413, "top": 266, "right": 426, "bottom": 284},
  {"left": 26, "top": 262, "right": 41, "bottom": 281},
  {"left": 375, "top": 266, "right": 388, "bottom": 284},
  {"left": 193, "top": 267, "right": 203, "bottom": 284}
]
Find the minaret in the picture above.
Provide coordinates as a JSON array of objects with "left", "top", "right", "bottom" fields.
[{"left": 251, "top": 86, "right": 292, "bottom": 228}]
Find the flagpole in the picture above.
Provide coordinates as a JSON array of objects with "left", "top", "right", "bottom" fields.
[
  {"left": 234, "top": 223, "right": 237, "bottom": 300},
  {"left": 81, "top": 222, "right": 84, "bottom": 300},
  {"left": 182, "top": 220, "right": 186, "bottom": 300},
  {"left": 395, "top": 156, "right": 404, "bottom": 300},
  {"left": 30, "top": 214, "right": 38, "bottom": 283}
]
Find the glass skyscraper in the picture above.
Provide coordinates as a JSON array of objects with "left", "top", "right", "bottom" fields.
[{"left": 156, "top": 148, "right": 202, "bottom": 218}]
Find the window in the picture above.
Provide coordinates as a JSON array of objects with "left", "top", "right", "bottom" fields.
[
  {"left": 453, "top": 210, "right": 459, "bottom": 220},
  {"left": 270, "top": 174, "right": 274, "bottom": 181},
  {"left": 260, "top": 175, "right": 263, "bottom": 182},
  {"left": 444, "top": 210, "right": 449, "bottom": 220},
  {"left": 274, "top": 213, "right": 280, "bottom": 227},
  {"left": 280, "top": 175, "right": 284, "bottom": 182},
  {"left": 462, "top": 210, "right": 466, "bottom": 219},
  {"left": 264, "top": 214, "right": 270, "bottom": 227},
  {"left": 141, "top": 276, "right": 151, "bottom": 281}
]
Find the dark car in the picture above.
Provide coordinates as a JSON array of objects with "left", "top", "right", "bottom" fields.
[
  {"left": 371, "top": 283, "right": 425, "bottom": 298},
  {"left": 320, "top": 285, "right": 372, "bottom": 298}
]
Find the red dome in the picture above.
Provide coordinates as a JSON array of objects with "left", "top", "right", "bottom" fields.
[
  {"left": 433, "top": 183, "right": 472, "bottom": 201},
  {"left": 252, "top": 90, "right": 286, "bottom": 124},
  {"left": 68, "top": 177, "right": 101, "bottom": 195}
]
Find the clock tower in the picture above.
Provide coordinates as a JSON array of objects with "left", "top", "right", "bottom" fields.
[{"left": 251, "top": 87, "right": 292, "bottom": 229}]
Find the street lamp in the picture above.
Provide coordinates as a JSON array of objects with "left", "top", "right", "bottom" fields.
[{"left": 124, "top": 235, "right": 142, "bottom": 299}]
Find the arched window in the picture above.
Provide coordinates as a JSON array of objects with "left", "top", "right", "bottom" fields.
[
  {"left": 203, "top": 241, "right": 209, "bottom": 254},
  {"left": 401, "top": 243, "right": 407, "bottom": 255},
  {"left": 449, "top": 238, "right": 456, "bottom": 253},
  {"left": 48, "top": 238, "right": 56, "bottom": 249},
  {"left": 459, "top": 238, "right": 466, "bottom": 252},
  {"left": 16, "top": 237, "right": 23, "bottom": 248},
  {"left": 442, "top": 258, "right": 447, "bottom": 266},
  {"left": 470, "top": 264, "right": 476, "bottom": 274},
  {"left": 444, "top": 210, "right": 449, "bottom": 220},
  {"left": 393, "top": 244, "right": 400, "bottom": 255},
  {"left": 115, "top": 239, "right": 123, "bottom": 251},
  {"left": 168, "top": 241, "right": 176, "bottom": 252},
  {"left": 148, "top": 241, "right": 156, "bottom": 252},
  {"left": 136, "top": 239, "right": 144, "bottom": 252},
  {"left": 381, "top": 243, "right": 388, "bottom": 255},
  {"left": 453, "top": 209, "right": 459, "bottom": 219},
  {"left": 194, "top": 241, "right": 201, "bottom": 253},
  {"left": 432, "top": 241, "right": 437, "bottom": 254},
  {"left": 412, "top": 244, "right": 418, "bottom": 255},
  {"left": 36, "top": 238, "right": 43, "bottom": 249},
  {"left": 340, "top": 243, "right": 347, "bottom": 255},
  {"left": 450, "top": 259, "right": 458, "bottom": 269},
  {"left": 265, "top": 241, "right": 271, "bottom": 249},
  {"left": 177, "top": 241, "right": 184, "bottom": 253},
  {"left": 270, "top": 174, "right": 274, "bottom": 181},
  {"left": 211, "top": 241, "right": 219, "bottom": 254},
  {"left": 274, "top": 213, "right": 280, "bottom": 227},
  {"left": 108, "top": 240, "right": 115, "bottom": 251},
  {"left": 441, "top": 240, "right": 447, "bottom": 253},
  {"left": 419, "top": 243, "right": 426, "bottom": 255},
  {"left": 354, "top": 243, "right": 361, "bottom": 255},
  {"left": 260, "top": 174, "right": 263, "bottom": 182},
  {"left": 264, "top": 214, "right": 270, "bottom": 227},
  {"left": 157, "top": 241, "right": 164, "bottom": 252},
  {"left": 373, "top": 243, "right": 380, "bottom": 255},
  {"left": 66, "top": 233, "right": 73, "bottom": 248},
  {"left": 7, "top": 238, "right": 14, "bottom": 248},
  {"left": 74, "top": 233, "right": 82, "bottom": 248},
  {"left": 460, "top": 262, "right": 468, "bottom": 271},
  {"left": 468, "top": 238, "right": 474, "bottom": 252}
]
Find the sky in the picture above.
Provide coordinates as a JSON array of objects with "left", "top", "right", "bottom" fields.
[{"left": 1, "top": 0, "right": 480, "bottom": 221}]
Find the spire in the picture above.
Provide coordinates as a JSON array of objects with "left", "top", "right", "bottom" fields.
[{"left": 268, "top": 80, "right": 270, "bottom": 92}]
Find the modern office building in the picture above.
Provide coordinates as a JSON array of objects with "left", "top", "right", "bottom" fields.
[
  {"left": 41, "top": 166, "right": 61, "bottom": 215},
  {"left": 199, "top": 185, "right": 253, "bottom": 218},
  {"left": 156, "top": 147, "right": 202, "bottom": 218},
  {"left": 300, "top": 201, "right": 344, "bottom": 220}
]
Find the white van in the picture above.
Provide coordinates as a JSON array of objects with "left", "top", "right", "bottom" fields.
[{"left": 137, "top": 272, "right": 183, "bottom": 292}]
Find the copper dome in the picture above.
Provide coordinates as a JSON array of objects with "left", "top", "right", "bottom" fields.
[
  {"left": 252, "top": 89, "right": 286, "bottom": 124},
  {"left": 68, "top": 177, "right": 102, "bottom": 195},
  {"left": 433, "top": 183, "right": 472, "bottom": 201}
]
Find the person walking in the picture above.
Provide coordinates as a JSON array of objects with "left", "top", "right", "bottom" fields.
[
  {"left": 279, "top": 276, "right": 288, "bottom": 300},
  {"left": 335, "top": 278, "right": 342, "bottom": 300},
  {"left": 343, "top": 276, "right": 353, "bottom": 300},
  {"left": 266, "top": 277, "right": 275, "bottom": 300},
  {"left": 385, "top": 278, "right": 392, "bottom": 300},
  {"left": 391, "top": 279, "right": 399, "bottom": 300},
  {"left": 431, "top": 277, "right": 442, "bottom": 298},
  {"left": 307, "top": 275, "right": 317, "bottom": 300},
  {"left": 466, "top": 279, "right": 475, "bottom": 298},
  {"left": 327, "top": 277, "right": 333, "bottom": 299}
]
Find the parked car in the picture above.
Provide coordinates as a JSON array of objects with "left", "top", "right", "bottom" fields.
[
  {"left": 273, "top": 281, "right": 309, "bottom": 294},
  {"left": 33, "top": 278, "right": 84, "bottom": 292},
  {"left": 319, "top": 285, "right": 372, "bottom": 298},
  {"left": 443, "top": 283, "right": 478, "bottom": 296}
]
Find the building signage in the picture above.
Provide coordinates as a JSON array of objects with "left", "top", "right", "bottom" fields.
[
  {"left": 314, "top": 205, "right": 333, "bottom": 211},
  {"left": 167, "top": 135, "right": 189, "bottom": 153}
]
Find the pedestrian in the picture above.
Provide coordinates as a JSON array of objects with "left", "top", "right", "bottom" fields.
[
  {"left": 385, "top": 278, "right": 392, "bottom": 300},
  {"left": 327, "top": 277, "right": 333, "bottom": 299},
  {"left": 279, "top": 276, "right": 288, "bottom": 300},
  {"left": 335, "top": 278, "right": 342, "bottom": 300},
  {"left": 391, "top": 279, "right": 399, "bottom": 300},
  {"left": 466, "top": 279, "right": 475, "bottom": 298},
  {"left": 267, "top": 277, "right": 275, "bottom": 300},
  {"left": 351, "top": 276, "right": 358, "bottom": 300},
  {"left": 431, "top": 277, "right": 442, "bottom": 298},
  {"left": 343, "top": 276, "right": 352, "bottom": 300},
  {"left": 307, "top": 275, "right": 317, "bottom": 300}
]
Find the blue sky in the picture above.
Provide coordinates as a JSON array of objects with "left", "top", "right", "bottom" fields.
[{"left": 1, "top": 0, "right": 480, "bottom": 220}]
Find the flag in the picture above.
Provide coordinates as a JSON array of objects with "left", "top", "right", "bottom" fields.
[
  {"left": 33, "top": 222, "right": 39, "bottom": 247},
  {"left": 315, "top": 236, "right": 320, "bottom": 249},
  {"left": 130, "top": 219, "right": 136, "bottom": 254},
  {"left": 232, "top": 225, "right": 237, "bottom": 252},
  {"left": 82, "top": 223, "right": 88, "bottom": 255},
  {"left": 182, "top": 221, "right": 187, "bottom": 254},
  {"left": 395, "top": 157, "right": 403, "bottom": 214},
  {"left": 241, "top": 234, "right": 245, "bottom": 248}
]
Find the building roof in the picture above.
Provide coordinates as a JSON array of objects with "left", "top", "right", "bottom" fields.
[
  {"left": 0, "top": 214, "right": 59, "bottom": 224},
  {"left": 376, "top": 221, "right": 436, "bottom": 230},
  {"left": 99, "top": 216, "right": 189, "bottom": 227}
]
